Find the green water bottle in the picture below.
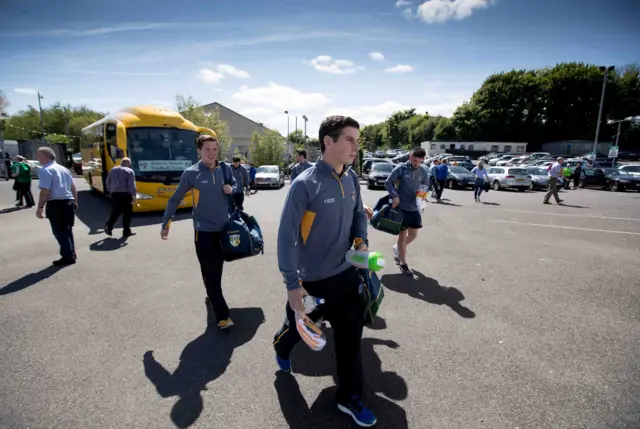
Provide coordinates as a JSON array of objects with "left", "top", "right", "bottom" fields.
[{"left": 345, "top": 250, "right": 386, "bottom": 271}]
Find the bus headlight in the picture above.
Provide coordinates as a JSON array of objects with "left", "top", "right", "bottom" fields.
[{"left": 136, "top": 192, "right": 153, "bottom": 200}]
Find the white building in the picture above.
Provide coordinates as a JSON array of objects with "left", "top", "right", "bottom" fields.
[{"left": 421, "top": 141, "right": 528, "bottom": 156}]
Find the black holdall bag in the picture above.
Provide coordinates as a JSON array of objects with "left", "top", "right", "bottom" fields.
[
  {"left": 370, "top": 194, "right": 403, "bottom": 236},
  {"left": 219, "top": 162, "right": 265, "bottom": 262}
]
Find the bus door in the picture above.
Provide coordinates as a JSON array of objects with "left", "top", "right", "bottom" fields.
[{"left": 99, "top": 124, "right": 109, "bottom": 193}]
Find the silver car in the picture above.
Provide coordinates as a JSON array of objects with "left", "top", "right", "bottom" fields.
[
  {"left": 367, "top": 162, "right": 394, "bottom": 189},
  {"left": 255, "top": 165, "right": 285, "bottom": 188},
  {"left": 525, "top": 166, "right": 550, "bottom": 191},
  {"left": 486, "top": 167, "right": 532, "bottom": 192}
]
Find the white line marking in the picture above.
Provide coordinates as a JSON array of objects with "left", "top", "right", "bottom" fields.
[
  {"left": 492, "top": 220, "right": 640, "bottom": 236},
  {"left": 506, "top": 210, "right": 640, "bottom": 222}
]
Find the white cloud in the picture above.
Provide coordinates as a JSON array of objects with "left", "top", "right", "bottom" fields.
[
  {"left": 385, "top": 64, "right": 416, "bottom": 73},
  {"left": 403, "top": 8, "right": 414, "bottom": 19},
  {"left": 396, "top": 0, "right": 412, "bottom": 6},
  {"left": 216, "top": 64, "right": 250, "bottom": 78},
  {"left": 13, "top": 88, "right": 38, "bottom": 95},
  {"left": 369, "top": 52, "right": 385, "bottom": 61},
  {"left": 3, "top": 21, "right": 225, "bottom": 37},
  {"left": 416, "top": 0, "right": 495, "bottom": 23},
  {"left": 307, "top": 55, "right": 364, "bottom": 75},
  {"left": 197, "top": 68, "right": 225, "bottom": 84},
  {"left": 231, "top": 82, "right": 332, "bottom": 111},
  {"left": 324, "top": 101, "right": 412, "bottom": 126}
]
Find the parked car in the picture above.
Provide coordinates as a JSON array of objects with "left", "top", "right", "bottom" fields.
[
  {"left": 486, "top": 167, "right": 532, "bottom": 191},
  {"left": 446, "top": 166, "right": 475, "bottom": 189},
  {"left": 495, "top": 155, "right": 518, "bottom": 166},
  {"left": 489, "top": 154, "right": 513, "bottom": 166},
  {"left": 579, "top": 168, "right": 640, "bottom": 192},
  {"left": 374, "top": 150, "right": 386, "bottom": 158},
  {"left": 391, "top": 153, "right": 410, "bottom": 164},
  {"left": 26, "top": 160, "right": 42, "bottom": 178},
  {"left": 362, "top": 158, "right": 392, "bottom": 179},
  {"left": 525, "top": 166, "right": 551, "bottom": 191},
  {"left": 255, "top": 165, "right": 284, "bottom": 188},
  {"left": 367, "top": 162, "right": 394, "bottom": 189},
  {"left": 450, "top": 160, "right": 475, "bottom": 170},
  {"left": 618, "top": 164, "right": 640, "bottom": 177}
]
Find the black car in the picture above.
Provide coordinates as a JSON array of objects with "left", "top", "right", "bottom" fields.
[
  {"left": 579, "top": 168, "right": 640, "bottom": 192},
  {"left": 447, "top": 166, "right": 475, "bottom": 189},
  {"left": 367, "top": 162, "right": 395, "bottom": 189}
]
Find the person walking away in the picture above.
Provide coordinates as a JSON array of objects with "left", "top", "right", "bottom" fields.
[
  {"left": 161, "top": 135, "right": 237, "bottom": 329},
  {"left": 249, "top": 162, "right": 257, "bottom": 193},
  {"left": 572, "top": 162, "right": 583, "bottom": 189},
  {"left": 543, "top": 157, "right": 564, "bottom": 205},
  {"left": 290, "top": 149, "right": 313, "bottom": 182},
  {"left": 104, "top": 157, "right": 136, "bottom": 237},
  {"left": 385, "top": 147, "right": 429, "bottom": 276},
  {"left": 12, "top": 156, "right": 35, "bottom": 207},
  {"left": 231, "top": 156, "right": 250, "bottom": 210},
  {"left": 471, "top": 161, "right": 489, "bottom": 202},
  {"left": 429, "top": 159, "right": 440, "bottom": 199},
  {"left": 435, "top": 159, "right": 449, "bottom": 202},
  {"left": 274, "top": 115, "right": 377, "bottom": 427},
  {"left": 35, "top": 147, "right": 78, "bottom": 266}
]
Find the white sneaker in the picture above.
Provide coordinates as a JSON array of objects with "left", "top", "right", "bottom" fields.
[{"left": 392, "top": 245, "right": 400, "bottom": 265}]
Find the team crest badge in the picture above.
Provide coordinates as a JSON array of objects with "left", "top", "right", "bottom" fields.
[{"left": 229, "top": 234, "right": 241, "bottom": 247}]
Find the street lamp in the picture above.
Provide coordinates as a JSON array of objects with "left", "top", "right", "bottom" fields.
[
  {"left": 302, "top": 115, "right": 308, "bottom": 149},
  {"left": 284, "top": 110, "right": 290, "bottom": 157},
  {"left": 0, "top": 112, "right": 8, "bottom": 180},
  {"left": 608, "top": 117, "right": 632, "bottom": 166},
  {"left": 592, "top": 65, "right": 615, "bottom": 158}
]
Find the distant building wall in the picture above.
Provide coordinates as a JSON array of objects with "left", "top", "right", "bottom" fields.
[
  {"left": 421, "top": 141, "right": 528, "bottom": 156},
  {"left": 541, "top": 141, "right": 609, "bottom": 156}
]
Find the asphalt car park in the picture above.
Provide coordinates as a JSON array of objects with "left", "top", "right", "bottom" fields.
[{"left": 1, "top": 178, "right": 639, "bottom": 429}]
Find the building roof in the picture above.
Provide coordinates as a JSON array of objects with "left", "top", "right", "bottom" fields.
[{"left": 202, "top": 102, "right": 268, "bottom": 131}]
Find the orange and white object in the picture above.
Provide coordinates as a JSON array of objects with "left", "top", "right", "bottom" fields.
[{"left": 296, "top": 315, "right": 327, "bottom": 352}]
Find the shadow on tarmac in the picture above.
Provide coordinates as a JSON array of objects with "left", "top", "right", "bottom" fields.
[
  {"left": 75, "top": 190, "right": 192, "bottom": 235},
  {"left": 0, "top": 265, "right": 65, "bottom": 296},
  {"left": 0, "top": 206, "right": 23, "bottom": 214},
  {"left": 143, "top": 306, "right": 265, "bottom": 429},
  {"left": 89, "top": 237, "right": 129, "bottom": 251},
  {"left": 274, "top": 316, "right": 409, "bottom": 429},
  {"left": 381, "top": 270, "right": 476, "bottom": 319}
]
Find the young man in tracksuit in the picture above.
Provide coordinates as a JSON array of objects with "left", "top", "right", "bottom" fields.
[
  {"left": 385, "top": 147, "right": 429, "bottom": 275},
  {"left": 274, "top": 115, "right": 376, "bottom": 427},
  {"left": 161, "top": 134, "right": 238, "bottom": 329},
  {"left": 290, "top": 149, "right": 313, "bottom": 182},
  {"left": 231, "top": 156, "right": 250, "bottom": 210}
]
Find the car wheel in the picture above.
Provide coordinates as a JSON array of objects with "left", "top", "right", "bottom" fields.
[
  {"left": 492, "top": 180, "right": 500, "bottom": 191},
  {"left": 578, "top": 180, "right": 585, "bottom": 188},
  {"left": 518, "top": 188, "right": 526, "bottom": 192},
  {"left": 529, "top": 182, "right": 535, "bottom": 191},
  {"left": 448, "top": 179, "right": 455, "bottom": 189},
  {"left": 609, "top": 182, "right": 620, "bottom": 192}
]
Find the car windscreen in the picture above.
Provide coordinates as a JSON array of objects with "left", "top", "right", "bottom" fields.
[
  {"left": 372, "top": 163, "right": 393, "bottom": 172},
  {"left": 257, "top": 166, "right": 278, "bottom": 173}
]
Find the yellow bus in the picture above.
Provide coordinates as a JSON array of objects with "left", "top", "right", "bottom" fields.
[{"left": 81, "top": 105, "right": 215, "bottom": 212}]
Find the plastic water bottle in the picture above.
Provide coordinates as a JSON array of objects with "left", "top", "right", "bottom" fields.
[
  {"left": 295, "top": 294, "right": 326, "bottom": 352},
  {"left": 416, "top": 184, "right": 428, "bottom": 212},
  {"left": 345, "top": 250, "right": 385, "bottom": 271}
]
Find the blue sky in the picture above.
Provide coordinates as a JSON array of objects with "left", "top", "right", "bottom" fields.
[{"left": 1, "top": 0, "right": 639, "bottom": 136}]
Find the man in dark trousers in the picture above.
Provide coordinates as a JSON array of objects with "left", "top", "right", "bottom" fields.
[
  {"left": 231, "top": 156, "right": 250, "bottom": 210},
  {"left": 105, "top": 157, "right": 136, "bottom": 237},
  {"left": 35, "top": 147, "right": 78, "bottom": 266},
  {"left": 274, "top": 115, "right": 376, "bottom": 427},
  {"left": 161, "top": 134, "right": 237, "bottom": 329}
]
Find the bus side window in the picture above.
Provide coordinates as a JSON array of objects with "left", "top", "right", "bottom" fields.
[{"left": 106, "top": 124, "right": 121, "bottom": 160}]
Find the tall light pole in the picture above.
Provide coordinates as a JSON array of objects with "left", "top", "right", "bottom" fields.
[
  {"left": 0, "top": 112, "right": 8, "bottom": 180},
  {"left": 592, "top": 65, "right": 615, "bottom": 158},
  {"left": 608, "top": 117, "right": 631, "bottom": 167},
  {"left": 302, "top": 115, "right": 308, "bottom": 150},
  {"left": 284, "top": 110, "right": 290, "bottom": 159},
  {"left": 37, "top": 92, "right": 46, "bottom": 144}
]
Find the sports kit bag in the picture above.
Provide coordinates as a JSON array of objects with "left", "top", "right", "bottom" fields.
[
  {"left": 219, "top": 162, "right": 265, "bottom": 262},
  {"left": 370, "top": 194, "right": 403, "bottom": 236},
  {"left": 359, "top": 268, "right": 385, "bottom": 325}
]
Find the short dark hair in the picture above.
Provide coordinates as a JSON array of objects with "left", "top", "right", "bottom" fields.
[
  {"left": 318, "top": 115, "right": 360, "bottom": 153},
  {"left": 232, "top": 156, "right": 241, "bottom": 163},
  {"left": 412, "top": 147, "right": 426, "bottom": 158},
  {"left": 296, "top": 149, "right": 307, "bottom": 158},
  {"left": 196, "top": 135, "right": 218, "bottom": 150}
]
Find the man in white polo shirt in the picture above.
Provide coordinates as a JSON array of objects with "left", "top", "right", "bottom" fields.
[{"left": 543, "top": 157, "right": 564, "bottom": 205}]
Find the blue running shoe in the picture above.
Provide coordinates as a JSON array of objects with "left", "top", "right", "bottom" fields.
[
  {"left": 276, "top": 354, "right": 291, "bottom": 373},
  {"left": 337, "top": 397, "right": 377, "bottom": 427}
]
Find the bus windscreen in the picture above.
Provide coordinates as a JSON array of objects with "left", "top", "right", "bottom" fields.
[{"left": 127, "top": 127, "right": 198, "bottom": 176}]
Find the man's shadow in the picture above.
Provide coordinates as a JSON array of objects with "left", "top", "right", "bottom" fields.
[
  {"left": 274, "top": 317, "right": 409, "bottom": 428},
  {"left": 381, "top": 270, "right": 475, "bottom": 319},
  {"left": 89, "top": 237, "right": 129, "bottom": 251},
  {"left": 143, "top": 307, "right": 265, "bottom": 428},
  {"left": 0, "top": 265, "right": 65, "bottom": 296}
]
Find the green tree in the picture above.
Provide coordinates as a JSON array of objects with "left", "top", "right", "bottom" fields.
[
  {"left": 175, "top": 94, "right": 232, "bottom": 160},
  {"left": 287, "top": 129, "right": 306, "bottom": 148},
  {"left": 249, "top": 129, "right": 285, "bottom": 166}
]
